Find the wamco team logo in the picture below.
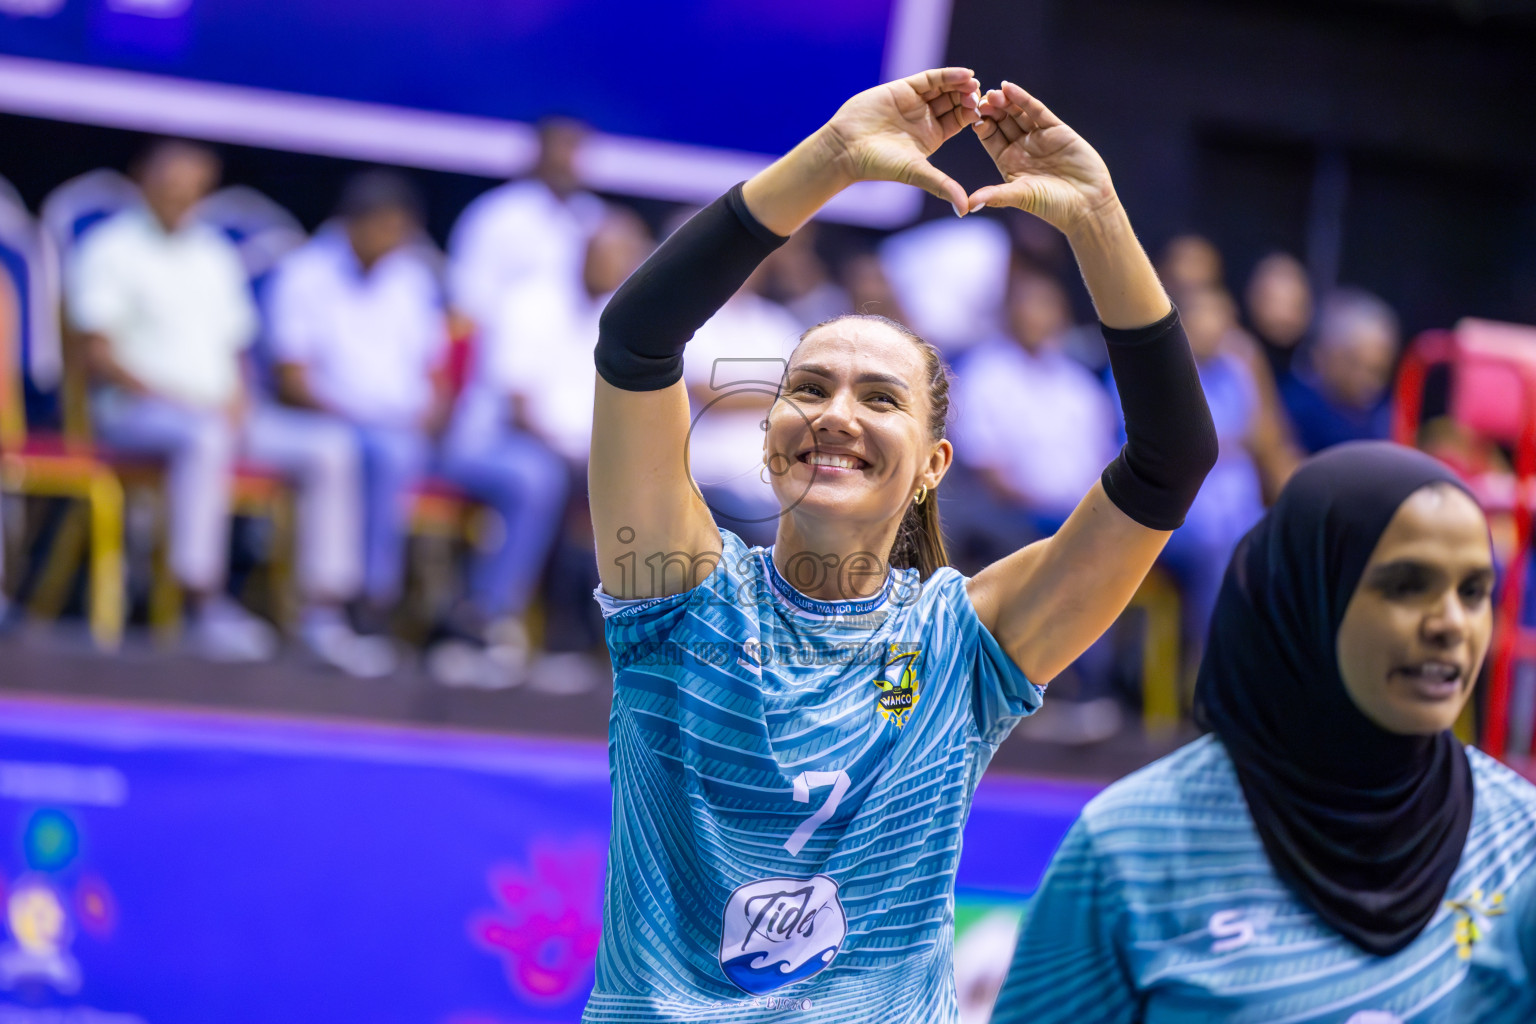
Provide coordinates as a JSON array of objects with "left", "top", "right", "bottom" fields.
[
  {"left": 1446, "top": 887, "right": 1506, "bottom": 959},
  {"left": 718, "top": 874, "right": 847, "bottom": 994},
  {"left": 871, "top": 645, "right": 922, "bottom": 728}
]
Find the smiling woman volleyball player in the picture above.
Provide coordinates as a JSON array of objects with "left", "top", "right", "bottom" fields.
[
  {"left": 582, "top": 70, "right": 1217, "bottom": 1021},
  {"left": 991, "top": 442, "right": 1536, "bottom": 1024}
]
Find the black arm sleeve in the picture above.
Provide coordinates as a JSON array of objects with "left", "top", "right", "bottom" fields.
[
  {"left": 1099, "top": 307, "right": 1219, "bottom": 530},
  {"left": 594, "top": 182, "right": 789, "bottom": 392}
]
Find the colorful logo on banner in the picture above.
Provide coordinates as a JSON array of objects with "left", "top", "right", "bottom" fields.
[
  {"left": 0, "top": 809, "right": 117, "bottom": 996},
  {"left": 469, "top": 841, "right": 605, "bottom": 1005}
]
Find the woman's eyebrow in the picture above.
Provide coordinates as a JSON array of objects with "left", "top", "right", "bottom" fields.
[
  {"left": 1366, "top": 560, "right": 1434, "bottom": 581},
  {"left": 1367, "top": 560, "right": 1496, "bottom": 583},
  {"left": 790, "top": 364, "right": 910, "bottom": 391}
]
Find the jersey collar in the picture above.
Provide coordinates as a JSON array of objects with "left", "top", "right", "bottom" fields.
[{"left": 760, "top": 548, "right": 895, "bottom": 618}]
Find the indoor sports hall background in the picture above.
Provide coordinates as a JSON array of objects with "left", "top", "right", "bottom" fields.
[{"left": 1, "top": 0, "right": 1535, "bottom": 1021}]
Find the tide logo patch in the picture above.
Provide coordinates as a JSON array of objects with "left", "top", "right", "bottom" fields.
[
  {"left": 871, "top": 644, "right": 922, "bottom": 728},
  {"left": 718, "top": 874, "right": 847, "bottom": 995}
]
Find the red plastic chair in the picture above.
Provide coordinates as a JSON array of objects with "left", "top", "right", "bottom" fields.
[
  {"left": 1394, "top": 318, "right": 1536, "bottom": 758},
  {"left": 409, "top": 323, "right": 486, "bottom": 539}
]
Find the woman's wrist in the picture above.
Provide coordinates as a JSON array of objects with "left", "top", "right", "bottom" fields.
[
  {"left": 805, "top": 123, "right": 862, "bottom": 192},
  {"left": 1062, "top": 191, "right": 1128, "bottom": 253},
  {"left": 741, "top": 126, "right": 857, "bottom": 236},
  {"left": 1064, "top": 196, "right": 1172, "bottom": 330}
]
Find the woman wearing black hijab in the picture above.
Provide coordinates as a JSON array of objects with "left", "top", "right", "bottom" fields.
[{"left": 991, "top": 442, "right": 1536, "bottom": 1023}]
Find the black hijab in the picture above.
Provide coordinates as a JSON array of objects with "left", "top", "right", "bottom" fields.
[{"left": 1194, "top": 441, "right": 1481, "bottom": 957}]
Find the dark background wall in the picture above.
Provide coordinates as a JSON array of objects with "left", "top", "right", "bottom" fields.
[
  {"left": 3, "top": 0, "right": 1534, "bottom": 337},
  {"left": 936, "top": 0, "right": 1536, "bottom": 335}
]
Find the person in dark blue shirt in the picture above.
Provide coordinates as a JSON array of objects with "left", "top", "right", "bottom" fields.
[{"left": 1280, "top": 287, "right": 1399, "bottom": 452}]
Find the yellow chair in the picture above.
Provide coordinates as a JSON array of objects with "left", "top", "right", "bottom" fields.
[
  {"left": 1129, "top": 567, "right": 1184, "bottom": 739},
  {"left": 0, "top": 256, "right": 127, "bottom": 649},
  {"left": 52, "top": 340, "right": 296, "bottom": 644}
]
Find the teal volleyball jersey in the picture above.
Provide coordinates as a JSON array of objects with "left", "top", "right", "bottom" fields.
[
  {"left": 584, "top": 529, "right": 1043, "bottom": 1022},
  {"left": 992, "top": 735, "right": 1536, "bottom": 1024}
]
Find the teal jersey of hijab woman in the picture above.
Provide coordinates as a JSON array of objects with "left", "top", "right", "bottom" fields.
[{"left": 992, "top": 442, "right": 1536, "bottom": 1024}]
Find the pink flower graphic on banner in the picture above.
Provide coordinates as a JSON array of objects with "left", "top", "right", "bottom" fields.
[
  {"left": 74, "top": 875, "right": 117, "bottom": 938},
  {"left": 470, "top": 842, "right": 604, "bottom": 1004}
]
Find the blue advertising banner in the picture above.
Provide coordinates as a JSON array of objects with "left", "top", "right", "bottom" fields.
[
  {"left": 0, "top": 0, "right": 949, "bottom": 223},
  {"left": 0, "top": 696, "right": 1093, "bottom": 1023},
  {"left": 0, "top": 0, "right": 897, "bottom": 158}
]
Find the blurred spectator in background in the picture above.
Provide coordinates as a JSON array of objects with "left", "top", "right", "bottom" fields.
[
  {"left": 879, "top": 216, "right": 1010, "bottom": 358},
  {"left": 840, "top": 251, "right": 906, "bottom": 324},
  {"left": 1280, "top": 288, "right": 1400, "bottom": 453},
  {"left": 1159, "top": 234, "right": 1304, "bottom": 504},
  {"left": 1158, "top": 234, "right": 1224, "bottom": 294},
  {"left": 1150, "top": 283, "right": 1294, "bottom": 662},
  {"left": 271, "top": 171, "right": 568, "bottom": 687},
  {"left": 949, "top": 268, "right": 1117, "bottom": 558},
  {"left": 1244, "top": 252, "right": 1313, "bottom": 379},
  {"left": 267, "top": 171, "right": 450, "bottom": 646},
  {"left": 69, "top": 140, "right": 385, "bottom": 673},
  {"left": 1009, "top": 212, "right": 1109, "bottom": 373},
  {"left": 447, "top": 118, "right": 605, "bottom": 339},
  {"left": 948, "top": 267, "right": 1121, "bottom": 743},
  {"left": 1221, "top": 322, "right": 1306, "bottom": 508},
  {"left": 439, "top": 213, "right": 652, "bottom": 664},
  {"left": 0, "top": 503, "right": 10, "bottom": 635},
  {"left": 1009, "top": 209, "right": 1074, "bottom": 280},
  {"left": 453, "top": 207, "right": 652, "bottom": 470},
  {"left": 757, "top": 225, "right": 849, "bottom": 327}
]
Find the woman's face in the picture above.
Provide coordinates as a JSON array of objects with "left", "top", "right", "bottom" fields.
[
  {"left": 765, "top": 319, "right": 949, "bottom": 533},
  {"left": 1336, "top": 485, "right": 1495, "bottom": 735}
]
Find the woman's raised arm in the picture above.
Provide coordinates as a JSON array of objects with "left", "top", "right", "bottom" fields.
[
  {"left": 590, "top": 69, "right": 981, "bottom": 600},
  {"left": 963, "top": 82, "right": 1218, "bottom": 684}
]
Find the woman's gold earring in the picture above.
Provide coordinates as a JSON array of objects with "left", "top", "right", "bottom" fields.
[
  {"left": 914, "top": 485, "right": 928, "bottom": 506},
  {"left": 761, "top": 462, "right": 772, "bottom": 485}
]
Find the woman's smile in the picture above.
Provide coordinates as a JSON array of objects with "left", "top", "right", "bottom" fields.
[{"left": 799, "top": 449, "right": 871, "bottom": 473}]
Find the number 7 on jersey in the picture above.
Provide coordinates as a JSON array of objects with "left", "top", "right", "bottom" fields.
[{"left": 784, "top": 770, "right": 851, "bottom": 856}]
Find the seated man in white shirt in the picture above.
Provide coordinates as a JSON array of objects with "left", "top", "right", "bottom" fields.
[
  {"left": 268, "top": 172, "right": 449, "bottom": 639},
  {"left": 451, "top": 208, "right": 654, "bottom": 470},
  {"left": 271, "top": 172, "right": 565, "bottom": 684},
  {"left": 70, "top": 140, "right": 389, "bottom": 673},
  {"left": 947, "top": 268, "right": 1122, "bottom": 743},
  {"left": 447, "top": 118, "right": 606, "bottom": 340},
  {"left": 443, "top": 208, "right": 650, "bottom": 662},
  {"left": 949, "top": 267, "right": 1118, "bottom": 557}
]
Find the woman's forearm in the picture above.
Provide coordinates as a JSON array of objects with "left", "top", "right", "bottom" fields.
[
  {"left": 741, "top": 127, "right": 856, "bottom": 237},
  {"left": 594, "top": 183, "right": 788, "bottom": 393},
  {"left": 1064, "top": 199, "right": 1170, "bottom": 330},
  {"left": 594, "top": 128, "right": 846, "bottom": 397}
]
